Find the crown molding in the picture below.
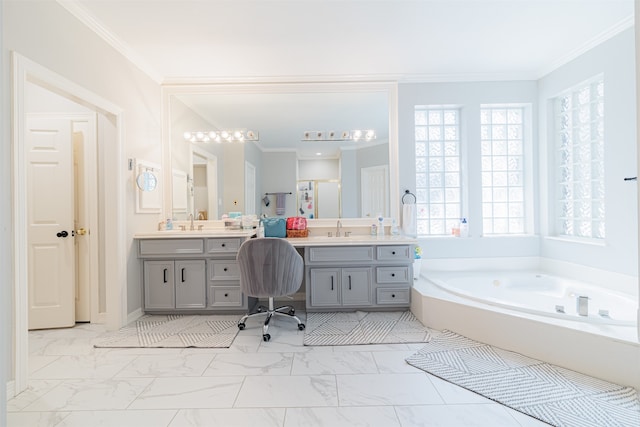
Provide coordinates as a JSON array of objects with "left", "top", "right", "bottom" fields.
[
  {"left": 56, "top": 0, "right": 163, "bottom": 84},
  {"left": 536, "top": 16, "right": 634, "bottom": 79},
  {"left": 57, "top": 0, "right": 632, "bottom": 87},
  {"left": 161, "top": 71, "right": 540, "bottom": 86}
]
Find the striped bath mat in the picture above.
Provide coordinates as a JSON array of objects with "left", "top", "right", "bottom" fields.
[
  {"left": 406, "top": 330, "right": 640, "bottom": 427},
  {"left": 94, "top": 314, "right": 241, "bottom": 348},
  {"left": 303, "top": 310, "right": 432, "bottom": 346}
]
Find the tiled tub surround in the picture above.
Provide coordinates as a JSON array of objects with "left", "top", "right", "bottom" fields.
[
  {"left": 412, "top": 257, "right": 640, "bottom": 390},
  {"left": 8, "top": 319, "right": 550, "bottom": 427}
]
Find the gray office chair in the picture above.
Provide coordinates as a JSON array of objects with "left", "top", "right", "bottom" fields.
[{"left": 236, "top": 238, "right": 305, "bottom": 342}]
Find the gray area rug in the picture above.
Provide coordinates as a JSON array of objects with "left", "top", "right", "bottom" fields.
[
  {"left": 406, "top": 330, "right": 640, "bottom": 427},
  {"left": 94, "top": 314, "right": 241, "bottom": 348},
  {"left": 303, "top": 310, "right": 432, "bottom": 346}
]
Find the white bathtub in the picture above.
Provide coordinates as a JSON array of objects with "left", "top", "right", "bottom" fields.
[
  {"left": 426, "top": 271, "right": 637, "bottom": 326},
  {"left": 411, "top": 267, "right": 640, "bottom": 389}
]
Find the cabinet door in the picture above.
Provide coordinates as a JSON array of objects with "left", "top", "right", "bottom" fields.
[
  {"left": 341, "top": 267, "right": 372, "bottom": 306},
  {"left": 175, "top": 260, "right": 206, "bottom": 309},
  {"left": 144, "top": 260, "right": 175, "bottom": 310},
  {"left": 309, "top": 268, "right": 340, "bottom": 307}
]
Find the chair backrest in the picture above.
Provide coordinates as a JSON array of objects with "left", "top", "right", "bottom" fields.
[{"left": 236, "top": 238, "right": 304, "bottom": 298}]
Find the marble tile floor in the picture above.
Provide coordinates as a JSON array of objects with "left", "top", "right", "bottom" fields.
[{"left": 8, "top": 314, "right": 551, "bottom": 427}]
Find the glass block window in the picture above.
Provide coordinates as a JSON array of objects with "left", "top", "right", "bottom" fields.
[
  {"left": 555, "top": 77, "right": 605, "bottom": 239},
  {"left": 480, "top": 106, "right": 526, "bottom": 234},
  {"left": 414, "top": 106, "right": 461, "bottom": 236}
]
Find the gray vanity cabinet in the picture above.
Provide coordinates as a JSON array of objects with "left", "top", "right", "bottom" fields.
[
  {"left": 143, "top": 259, "right": 206, "bottom": 310},
  {"left": 341, "top": 268, "right": 373, "bottom": 306},
  {"left": 309, "top": 267, "right": 372, "bottom": 307},
  {"left": 305, "top": 244, "right": 412, "bottom": 311},
  {"left": 138, "top": 237, "right": 249, "bottom": 313},
  {"left": 143, "top": 260, "right": 175, "bottom": 310}
]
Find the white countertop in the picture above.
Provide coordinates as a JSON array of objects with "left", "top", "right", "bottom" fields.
[
  {"left": 134, "top": 230, "right": 416, "bottom": 246},
  {"left": 286, "top": 235, "right": 417, "bottom": 247},
  {"left": 134, "top": 229, "right": 255, "bottom": 239}
]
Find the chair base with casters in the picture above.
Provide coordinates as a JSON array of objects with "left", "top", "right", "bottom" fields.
[{"left": 237, "top": 297, "right": 305, "bottom": 342}]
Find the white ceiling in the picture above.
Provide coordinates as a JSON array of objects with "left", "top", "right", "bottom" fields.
[{"left": 62, "top": 0, "right": 634, "bottom": 156}]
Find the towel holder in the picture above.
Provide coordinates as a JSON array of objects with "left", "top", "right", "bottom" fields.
[{"left": 402, "top": 189, "right": 416, "bottom": 204}]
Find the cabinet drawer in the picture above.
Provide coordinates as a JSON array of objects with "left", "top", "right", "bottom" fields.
[
  {"left": 377, "top": 266, "right": 410, "bottom": 283},
  {"left": 308, "top": 246, "right": 373, "bottom": 263},
  {"left": 206, "top": 238, "right": 241, "bottom": 253},
  {"left": 208, "top": 286, "right": 243, "bottom": 307},
  {"left": 209, "top": 260, "right": 240, "bottom": 280},
  {"left": 376, "top": 288, "right": 410, "bottom": 305},
  {"left": 376, "top": 245, "right": 411, "bottom": 262},
  {"left": 139, "top": 239, "right": 204, "bottom": 256}
]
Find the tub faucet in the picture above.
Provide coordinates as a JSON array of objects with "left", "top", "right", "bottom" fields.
[
  {"left": 576, "top": 295, "right": 589, "bottom": 316},
  {"left": 189, "top": 213, "right": 195, "bottom": 231},
  {"left": 336, "top": 220, "right": 342, "bottom": 237}
]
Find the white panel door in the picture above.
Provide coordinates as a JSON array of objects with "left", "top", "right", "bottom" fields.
[
  {"left": 27, "top": 116, "right": 75, "bottom": 330},
  {"left": 361, "top": 165, "right": 389, "bottom": 218}
]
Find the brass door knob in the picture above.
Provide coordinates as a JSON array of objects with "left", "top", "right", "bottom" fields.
[{"left": 76, "top": 228, "right": 87, "bottom": 236}]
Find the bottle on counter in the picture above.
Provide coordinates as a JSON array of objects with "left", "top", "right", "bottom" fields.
[
  {"left": 459, "top": 217, "right": 468, "bottom": 237},
  {"left": 377, "top": 215, "right": 384, "bottom": 237},
  {"left": 390, "top": 218, "right": 400, "bottom": 236},
  {"left": 370, "top": 224, "right": 377, "bottom": 236}
]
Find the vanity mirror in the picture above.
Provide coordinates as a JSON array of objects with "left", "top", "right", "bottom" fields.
[{"left": 162, "top": 82, "right": 399, "bottom": 221}]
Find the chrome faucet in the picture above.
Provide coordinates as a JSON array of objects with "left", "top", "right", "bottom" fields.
[
  {"left": 336, "top": 220, "right": 342, "bottom": 237},
  {"left": 189, "top": 213, "right": 195, "bottom": 231},
  {"left": 576, "top": 296, "right": 589, "bottom": 316}
]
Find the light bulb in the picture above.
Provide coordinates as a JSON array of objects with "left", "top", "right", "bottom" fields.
[
  {"left": 183, "top": 131, "right": 192, "bottom": 140},
  {"left": 208, "top": 131, "right": 217, "bottom": 139},
  {"left": 195, "top": 131, "right": 204, "bottom": 140},
  {"left": 352, "top": 130, "right": 363, "bottom": 140},
  {"left": 220, "top": 131, "right": 229, "bottom": 139}
]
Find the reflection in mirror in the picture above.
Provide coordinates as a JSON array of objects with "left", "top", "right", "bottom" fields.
[
  {"left": 165, "top": 83, "right": 399, "bottom": 221},
  {"left": 191, "top": 147, "right": 218, "bottom": 220},
  {"left": 136, "top": 170, "right": 157, "bottom": 192}
]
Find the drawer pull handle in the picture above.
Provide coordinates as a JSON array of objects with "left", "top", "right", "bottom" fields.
[
  {"left": 224, "top": 293, "right": 229, "bottom": 297},
  {"left": 181, "top": 268, "right": 185, "bottom": 282},
  {"left": 348, "top": 275, "right": 352, "bottom": 290},
  {"left": 391, "top": 294, "right": 396, "bottom": 298},
  {"left": 392, "top": 251, "right": 396, "bottom": 255},
  {"left": 221, "top": 243, "right": 226, "bottom": 247},
  {"left": 331, "top": 276, "right": 334, "bottom": 291},
  {"left": 223, "top": 267, "right": 228, "bottom": 272},
  {"left": 391, "top": 273, "right": 395, "bottom": 277},
  {"left": 163, "top": 268, "right": 168, "bottom": 283}
]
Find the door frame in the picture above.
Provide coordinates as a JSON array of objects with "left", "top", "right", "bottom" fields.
[{"left": 11, "top": 52, "right": 126, "bottom": 394}]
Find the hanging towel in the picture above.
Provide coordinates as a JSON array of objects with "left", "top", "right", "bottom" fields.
[
  {"left": 402, "top": 203, "right": 417, "bottom": 237},
  {"left": 275, "top": 192, "right": 287, "bottom": 215}
]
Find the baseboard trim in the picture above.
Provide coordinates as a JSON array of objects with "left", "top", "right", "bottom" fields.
[{"left": 126, "top": 308, "right": 143, "bottom": 325}]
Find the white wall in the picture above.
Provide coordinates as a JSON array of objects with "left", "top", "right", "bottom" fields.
[
  {"left": 3, "top": 0, "right": 163, "bottom": 389},
  {"left": 396, "top": 28, "right": 637, "bottom": 282},
  {"left": 0, "top": 0, "right": 7, "bottom": 421},
  {"left": 397, "top": 80, "right": 540, "bottom": 259},
  {"left": 261, "top": 151, "right": 297, "bottom": 217},
  {"left": 538, "top": 28, "right": 637, "bottom": 278}
]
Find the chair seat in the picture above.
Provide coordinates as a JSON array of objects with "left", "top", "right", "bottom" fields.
[{"left": 236, "top": 238, "right": 305, "bottom": 342}]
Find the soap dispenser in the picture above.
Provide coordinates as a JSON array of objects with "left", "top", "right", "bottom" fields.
[{"left": 377, "top": 215, "right": 384, "bottom": 237}]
